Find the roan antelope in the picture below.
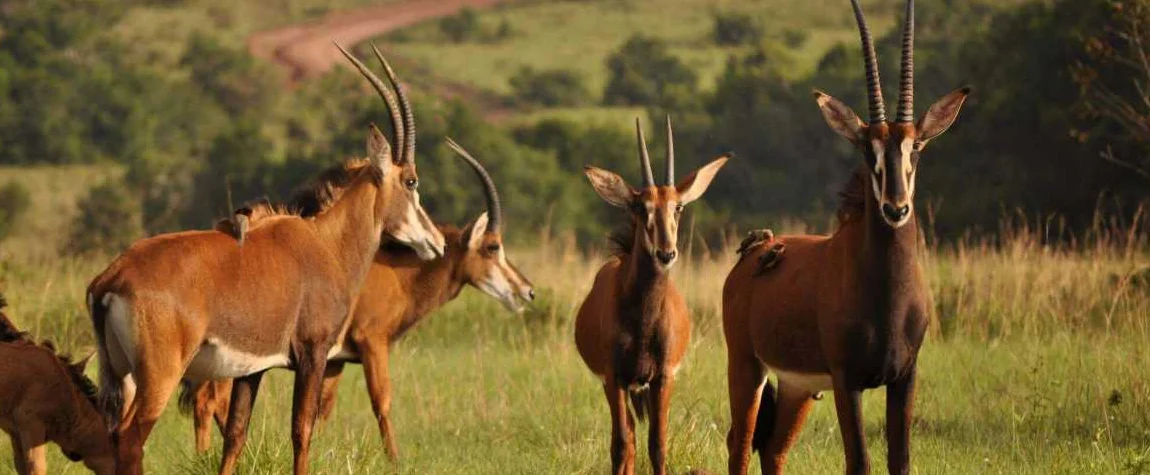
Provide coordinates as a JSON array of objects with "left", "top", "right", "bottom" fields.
[
  {"left": 183, "top": 138, "right": 535, "bottom": 460},
  {"left": 721, "top": 1, "right": 969, "bottom": 474},
  {"left": 85, "top": 44, "right": 447, "bottom": 475},
  {"left": 575, "top": 117, "right": 729, "bottom": 475},
  {"left": 0, "top": 294, "right": 115, "bottom": 475}
]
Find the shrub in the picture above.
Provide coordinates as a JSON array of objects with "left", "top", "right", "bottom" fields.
[
  {"left": 508, "top": 67, "right": 590, "bottom": 107},
  {"left": 603, "top": 35, "right": 698, "bottom": 108},
  {"left": 439, "top": 7, "right": 482, "bottom": 43},
  {"left": 712, "top": 11, "right": 764, "bottom": 46},
  {"left": 67, "top": 178, "right": 143, "bottom": 256},
  {"left": 0, "top": 181, "right": 32, "bottom": 241}
]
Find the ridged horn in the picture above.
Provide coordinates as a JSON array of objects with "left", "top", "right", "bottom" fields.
[
  {"left": 334, "top": 42, "right": 405, "bottom": 160},
  {"left": 848, "top": 0, "right": 886, "bottom": 124},
  {"left": 635, "top": 118, "right": 655, "bottom": 188},
  {"left": 445, "top": 138, "right": 502, "bottom": 232},
  {"left": 896, "top": 0, "right": 915, "bottom": 123},
  {"left": 371, "top": 43, "right": 416, "bottom": 164},
  {"left": 664, "top": 115, "right": 674, "bottom": 185}
]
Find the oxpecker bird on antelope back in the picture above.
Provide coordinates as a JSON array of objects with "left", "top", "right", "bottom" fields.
[
  {"left": 575, "top": 116, "right": 729, "bottom": 475},
  {"left": 184, "top": 138, "right": 535, "bottom": 462},
  {"left": 721, "top": 1, "right": 968, "bottom": 474},
  {"left": 85, "top": 43, "right": 445, "bottom": 475}
]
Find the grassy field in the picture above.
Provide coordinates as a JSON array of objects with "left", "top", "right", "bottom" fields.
[{"left": 1, "top": 214, "right": 1149, "bottom": 474}]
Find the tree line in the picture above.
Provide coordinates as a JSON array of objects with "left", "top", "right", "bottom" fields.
[{"left": 0, "top": 0, "right": 1147, "bottom": 254}]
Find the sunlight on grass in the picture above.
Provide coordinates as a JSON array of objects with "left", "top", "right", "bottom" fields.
[{"left": 1, "top": 210, "right": 1148, "bottom": 473}]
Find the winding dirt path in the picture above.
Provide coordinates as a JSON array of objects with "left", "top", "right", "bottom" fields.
[{"left": 247, "top": 0, "right": 512, "bottom": 83}]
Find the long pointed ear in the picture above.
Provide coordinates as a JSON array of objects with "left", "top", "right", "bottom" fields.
[
  {"left": 676, "top": 155, "right": 730, "bottom": 205},
  {"left": 814, "top": 90, "right": 866, "bottom": 144},
  {"left": 584, "top": 166, "right": 635, "bottom": 208},
  {"left": 367, "top": 123, "right": 393, "bottom": 173},
  {"left": 466, "top": 212, "right": 489, "bottom": 250},
  {"left": 917, "top": 87, "right": 971, "bottom": 144}
]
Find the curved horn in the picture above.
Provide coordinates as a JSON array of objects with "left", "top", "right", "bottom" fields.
[
  {"left": 334, "top": 42, "right": 405, "bottom": 159},
  {"left": 371, "top": 43, "right": 416, "bottom": 164},
  {"left": 896, "top": 0, "right": 915, "bottom": 123},
  {"left": 848, "top": 0, "right": 886, "bottom": 124},
  {"left": 445, "top": 137, "right": 502, "bottom": 232},
  {"left": 635, "top": 118, "right": 655, "bottom": 188},
  {"left": 664, "top": 115, "right": 674, "bottom": 185}
]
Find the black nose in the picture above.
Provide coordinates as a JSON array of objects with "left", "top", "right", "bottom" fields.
[
  {"left": 527, "top": 289, "right": 536, "bottom": 301},
  {"left": 882, "top": 203, "right": 910, "bottom": 222},
  {"left": 655, "top": 249, "right": 677, "bottom": 264}
]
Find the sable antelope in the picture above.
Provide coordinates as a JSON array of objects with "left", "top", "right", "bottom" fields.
[
  {"left": 575, "top": 117, "right": 729, "bottom": 475},
  {"left": 184, "top": 138, "right": 535, "bottom": 460},
  {"left": 0, "top": 295, "right": 115, "bottom": 475},
  {"left": 85, "top": 44, "right": 447, "bottom": 475},
  {"left": 721, "top": 1, "right": 969, "bottom": 474}
]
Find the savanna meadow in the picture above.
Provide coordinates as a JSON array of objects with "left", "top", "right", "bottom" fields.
[{"left": 1, "top": 0, "right": 1149, "bottom": 474}]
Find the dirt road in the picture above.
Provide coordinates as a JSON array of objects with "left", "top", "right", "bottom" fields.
[{"left": 248, "top": 0, "right": 512, "bottom": 83}]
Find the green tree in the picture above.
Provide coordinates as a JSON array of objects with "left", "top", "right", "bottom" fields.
[
  {"left": 67, "top": 178, "right": 144, "bottom": 256},
  {"left": 508, "top": 67, "right": 591, "bottom": 107},
  {"left": 603, "top": 35, "right": 698, "bottom": 108}
]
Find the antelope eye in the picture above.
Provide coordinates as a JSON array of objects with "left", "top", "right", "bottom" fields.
[
  {"left": 674, "top": 204, "right": 684, "bottom": 213},
  {"left": 404, "top": 178, "right": 418, "bottom": 190},
  {"left": 485, "top": 244, "right": 501, "bottom": 253}
]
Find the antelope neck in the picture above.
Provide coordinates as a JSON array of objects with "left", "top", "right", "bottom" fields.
[
  {"left": 401, "top": 230, "right": 467, "bottom": 318},
  {"left": 313, "top": 175, "right": 385, "bottom": 286},
  {"left": 618, "top": 235, "right": 673, "bottom": 322}
]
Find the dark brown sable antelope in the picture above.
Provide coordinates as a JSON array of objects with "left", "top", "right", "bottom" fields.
[
  {"left": 722, "top": 1, "right": 969, "bottom": 474},
  {"left": 576, "top": 117, "right": 729, "bottom": 475},
  {"left": 184, "top": 138, "right": 535, "bottom": 460},
  {"left": 85, "top": 44, "right": 447, "bottom": 475},
  {"left": 0, "top": 294, "right": 115, "bottom": 475}
]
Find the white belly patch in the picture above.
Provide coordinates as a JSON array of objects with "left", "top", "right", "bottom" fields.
[
  {"left": 774, "top": 370, "right": 834, "bottom": 392},
  {"left": 183, "top": 339, "right": 290, "bottom": 382}
]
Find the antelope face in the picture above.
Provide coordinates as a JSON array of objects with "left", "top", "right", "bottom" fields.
[
  {"left": 460, "top": 212, "right": 535, "bottom": 312},
  {"left": 585, "top": 156, "right": 729, "bottom": 272},
  {"left": 819, "top": 0, "right": 971, "bottom": 228},
  {"left": 368, "top": 125, "right": 446, "bottom": 261},
  {"left": 815, "top": 88, "right": 970, "bottom": 228},
  {"left": 338, "top": 43, "right": 445, "bottom": 261}
]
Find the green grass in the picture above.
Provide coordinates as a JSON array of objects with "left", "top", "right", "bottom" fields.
[{"left": 2, "top": 221, "right": 1149, "bottom": 473}]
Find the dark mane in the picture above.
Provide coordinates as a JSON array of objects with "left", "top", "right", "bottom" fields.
[
  {"left": 836, "top": 165, "right": 869, "bottom": 227},
  {"left": 231, "top": 158, "right": 378, "bottom": 229},
  {"left": 607, "top": 212, "right": 636, "bottom": 257},
  {"left": 0, "top": 294, "right": 99, "bottom": 408},
  {"left": 286, "top": 158, "right": 377, "bottom": 218}
]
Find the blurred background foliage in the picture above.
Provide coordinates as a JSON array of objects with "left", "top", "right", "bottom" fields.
[{"left": 0, "top": 0, "right": 1147, "bottom": 255}]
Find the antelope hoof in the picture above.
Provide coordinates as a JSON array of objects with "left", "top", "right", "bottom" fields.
[{"left": 812, "top": 391, "right": 824, "bottom": 401}]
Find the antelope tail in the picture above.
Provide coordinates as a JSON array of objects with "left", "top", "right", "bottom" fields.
[
  {"left": 178, "top": 380, "right": 202, "bottom": 416},
  {"left": 751, "top": 379, "right": 778, "bottom": 453},
  {"left": 89, "top": 291, "right": 125, "bottom": 433}
]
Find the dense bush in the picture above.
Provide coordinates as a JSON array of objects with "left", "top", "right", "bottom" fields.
[
  {"left": 440, "top": 7, "right": 482, "bottom": 43},
  {"left": 67, "top": 178, "right": 143, "bottom": 256},
  {"left": 508, "top": 67, "right": 591, "bottom": 107},
  {"left": 0, "top": 182, "right": 32, "bottom": 242},
  {"left": 603, "top": 35, "right": 699, "bottom": 108},
  {"left": 712, "top": 11, "right": 764, "bottom": 46}
]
